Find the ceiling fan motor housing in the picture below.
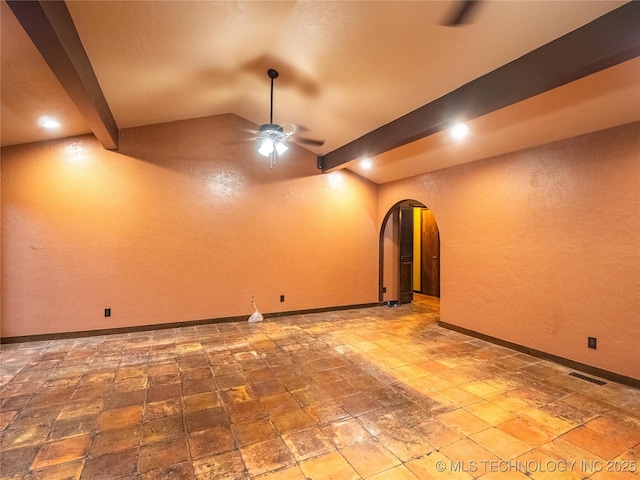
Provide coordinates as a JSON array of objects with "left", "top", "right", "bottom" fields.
[{"left": 259, "top": 124, "right": 284, "bottom": 133}]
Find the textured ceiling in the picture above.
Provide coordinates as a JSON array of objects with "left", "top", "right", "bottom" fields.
[{"left": 1, "top": 0, "right": 638, "bottom": 183}]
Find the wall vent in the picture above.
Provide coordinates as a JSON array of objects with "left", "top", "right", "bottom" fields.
[{"left": 568, "top": 372, "right": 606, "bottom": 386}]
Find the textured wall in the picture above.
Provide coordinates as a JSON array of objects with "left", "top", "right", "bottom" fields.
[
  {"left": 379, "top": 122, "right": 640, "bottom": 379},
  {"left": 1, "top": 114, "right": 379, "bottom": 337},
  {"left": 3, "top": 115, "right": 638, "bottom": 380}
]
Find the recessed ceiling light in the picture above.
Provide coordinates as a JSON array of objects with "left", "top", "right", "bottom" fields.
[
  {"left": 360, "top": 159, "right": 373, "bottom": 170},
  {"left": 38, "top": 116, "right": 61, "bottom": 129},
  {"left": 451, "top": 122, "right": 469, "bottom": 140}
]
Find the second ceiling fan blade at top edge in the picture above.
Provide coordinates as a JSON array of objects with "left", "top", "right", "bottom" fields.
[
  {"left": 294, "top": 137, "right": 325, "bottom": 147},
  {"left": 444, "top": 0, "right": 482, "bottom": 26}
]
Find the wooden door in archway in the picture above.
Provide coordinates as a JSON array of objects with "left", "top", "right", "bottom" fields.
[
  {"left": 398, "top": 204, "right": 414, "bottom": 304},
  {"left": 420, "top": 209, "right": 440, "bottom": 297}
]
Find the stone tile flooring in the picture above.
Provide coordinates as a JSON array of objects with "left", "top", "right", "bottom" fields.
[{"left": 1, "top": 297, "right": 639, "bottom": 479}]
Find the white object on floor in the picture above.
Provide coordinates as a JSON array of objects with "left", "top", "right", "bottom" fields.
[{"left": 248, "top": 297, "right": 263, "bottom": 323}]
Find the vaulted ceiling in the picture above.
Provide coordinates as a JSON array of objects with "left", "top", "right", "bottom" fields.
[{"left": 2, "top": 1, "right": 639, "bottom": 184}]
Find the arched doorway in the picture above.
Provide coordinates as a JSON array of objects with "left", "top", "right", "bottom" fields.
[{"left": 379, "top": 200, "right": 440, "bottom": 304}]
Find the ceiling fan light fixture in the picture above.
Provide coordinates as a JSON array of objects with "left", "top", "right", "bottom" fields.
[
  {"left": 255, "top": 70, "right": 293, "bottom": 166},
  {"left": 258, "top": 138, "right": 274, "bottom": 156},
  {"left": 275, "top": 141, "right": 288, "bottom": 156}
]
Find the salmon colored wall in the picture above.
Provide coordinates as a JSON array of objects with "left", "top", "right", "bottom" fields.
[
  {"left": 1, "top": 114, "right": 379, "bottom": 337},
  {"left": 379, "top": 122, "right": 640, "bottom": 380},
  {"left": 2, "top": 113, "right": 638, "bottom": 381}
]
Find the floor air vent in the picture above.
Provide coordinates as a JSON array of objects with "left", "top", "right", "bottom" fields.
[{"left": 568, "top": 372, "right": 606, "bottom": 386}]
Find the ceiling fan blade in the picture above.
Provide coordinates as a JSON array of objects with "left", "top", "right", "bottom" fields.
[
  {"left": 282, "top": 123, "right": 296, "bottom": 136},
  {"left": 293, "top": 137, "right": 325, "bottom": 147},
  {"left": 443, "top": 0, "right": 482, "bottom": 26}
]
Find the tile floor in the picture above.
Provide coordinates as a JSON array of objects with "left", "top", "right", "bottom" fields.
[{"left": 1, "top": 297, "right": 639, "bottom": 479}]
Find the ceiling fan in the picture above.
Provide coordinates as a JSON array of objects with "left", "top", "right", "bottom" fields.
[
  {"left": 253, "top": 68, "right": 324, "bottom": 167},
  {"left": 443, "top": 0, "right": 483, "bottom": 27}
]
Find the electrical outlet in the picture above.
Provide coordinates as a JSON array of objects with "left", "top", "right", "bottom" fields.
[
  {"left": 105, "top": 308, "right": 111, "bottom": 317},
  {"left": 588, "top": 337, "right": 597, "bottom": 349},
  {"left": 280, "top": 295, "right": 285, "bottom": 302}
]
